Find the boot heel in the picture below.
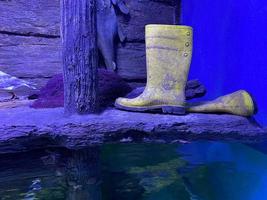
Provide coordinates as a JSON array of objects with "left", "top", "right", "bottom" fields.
[{"left": 162, "top": 106, "right": 186, "bottom": 115}]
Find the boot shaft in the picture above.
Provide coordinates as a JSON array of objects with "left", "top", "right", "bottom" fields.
[
  {"left": 145, "top": 25, "right": 193, "bottom": 101},
  {"left": 115, "top": 25, "right": 193, "bottom": 114}
]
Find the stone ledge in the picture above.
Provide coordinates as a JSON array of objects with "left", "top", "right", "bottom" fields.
[{"left": 0, "top": 107, "right": 266, "bottom": 154}]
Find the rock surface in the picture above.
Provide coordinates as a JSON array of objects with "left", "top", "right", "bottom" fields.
[
  {"left": 31, "top": 69, "right": 132, "bottom": 108},
  {"left": 32, "top": 77, "right": 206, "bottom": 109},
  {"left": 0, "top": 107, "right": 265, "bottom": 154}
]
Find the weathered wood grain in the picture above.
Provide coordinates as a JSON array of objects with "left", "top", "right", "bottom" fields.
[
  {"left": 0, "top": 0, "right": 179, "bottom": 90},
  {"left": 0, "top": 0, "right": 60, "bottom": 36},
  {"left": 0, "top": 34, "right": 61, "bottom": 78},
  {"left": 0, "top": 0, "right": 176, "bottom": 40},
  {"left": 117, "top": 42, "right": 146, "bottom": 80},
  {"left": 0, "top": 34, "right": 147, "bottom": 83},
  {"left": 118, "top": 0, "right": 177, "bottom": 42},
  {"left": 61, "top": 0, "right": 98, "bottom": 114}
]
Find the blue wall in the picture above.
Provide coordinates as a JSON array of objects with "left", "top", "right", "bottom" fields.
[{"left": 181, "top": 0, "right": 267, "bottom": 125}]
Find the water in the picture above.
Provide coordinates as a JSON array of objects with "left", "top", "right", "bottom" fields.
[{"left": 1, "top": 141, "right": 267, "bottom": 200}]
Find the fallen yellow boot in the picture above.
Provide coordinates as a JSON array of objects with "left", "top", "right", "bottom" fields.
[
  {"left": 187, "top": 90, "right": 257, "bottom": 117},
  {"left": 115, "top": 24, "right": 193, "bottom": 114}
]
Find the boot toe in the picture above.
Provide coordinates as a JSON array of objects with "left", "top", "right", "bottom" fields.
[
  {"left": 115, "top": 97, "right": 147, "bottom": 110},
  {"left": 115, "top": 97, "right": 131, "bottom": 107}
]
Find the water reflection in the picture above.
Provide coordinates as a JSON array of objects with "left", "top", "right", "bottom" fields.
[
  {"left": 0, "top": 147, "right": 101, "bottom": 200},
  {"left": 177, "top": 141, "right": 267, "bottom": 200},
  {"left": 0, "top": 142, "right": 267, "bottom": 199},
  {"left": 65, "top": 148, "right": 101, "bottom": 200}
]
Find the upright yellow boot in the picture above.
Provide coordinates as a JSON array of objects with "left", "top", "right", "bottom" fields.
[
  {"left": 187, "top": 90, "right": 257, "bottom": 117},
  {"left": 115, "top": 25, "right": 193, "bottom": 114}
]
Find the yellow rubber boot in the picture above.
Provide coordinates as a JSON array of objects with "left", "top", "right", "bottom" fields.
[
  {"left": 115, "top": 24, "right": 193, "bottom": 114},
  {"left": 187, "top": 90, "right": 257, "bottom": 117}
]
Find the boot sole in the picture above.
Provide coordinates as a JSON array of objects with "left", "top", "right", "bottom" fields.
[{"left": 115, "top": 102, "right": 186, "bottom": 115}]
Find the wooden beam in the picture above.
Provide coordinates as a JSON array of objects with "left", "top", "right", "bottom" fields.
[{"left": 60, "top": 0, "right": 98, "bottom": 115}]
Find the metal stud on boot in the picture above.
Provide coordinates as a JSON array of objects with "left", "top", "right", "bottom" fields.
[
  {"left": 187, "top": 90, "right": 257, "bottom": 117},
  {"left": 115, "top": 25, "right": 193, "bottom": 115}
]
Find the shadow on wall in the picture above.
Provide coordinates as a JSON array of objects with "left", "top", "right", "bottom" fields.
[{"left": 181, "top": 0, "right": 267, "bottom": 125}]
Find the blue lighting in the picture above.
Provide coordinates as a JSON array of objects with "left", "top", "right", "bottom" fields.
[{"left": 181, "top": 0, "right": 267, "bottom": 125}]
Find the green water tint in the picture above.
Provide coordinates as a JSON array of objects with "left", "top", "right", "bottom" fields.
[{"left": 1, "top": 141, "right": 267, "bottom": 200}]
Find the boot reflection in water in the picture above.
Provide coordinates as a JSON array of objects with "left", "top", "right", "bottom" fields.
[
  {"left": 115, "top": 24, "right": 193, "bottom": 115},
  {"left": 187, "top": 90, "right": 257, "bottom": 117}
]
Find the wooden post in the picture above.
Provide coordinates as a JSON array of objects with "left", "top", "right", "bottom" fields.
[{"left": 61, "top": 0, "right": 98, "bottom": 115}]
